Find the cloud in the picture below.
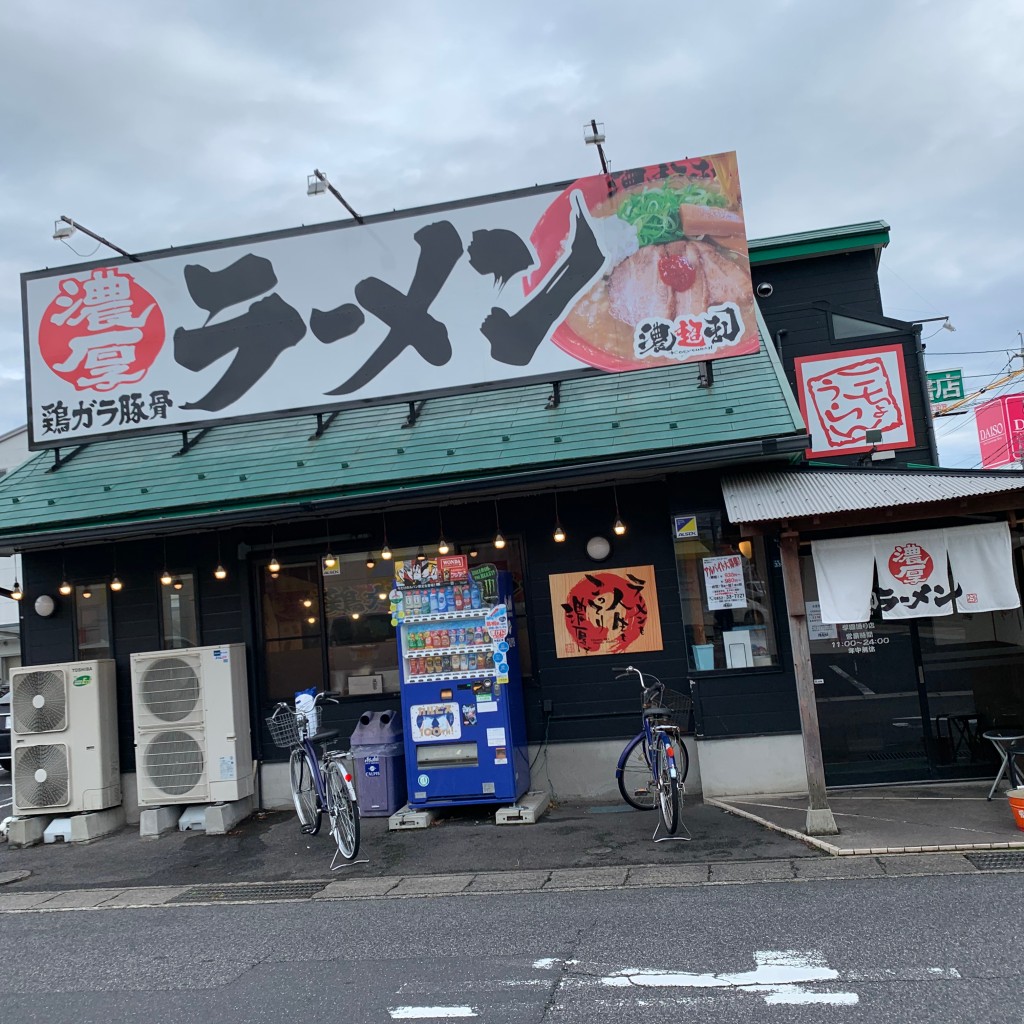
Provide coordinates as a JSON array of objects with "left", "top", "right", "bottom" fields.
[{"left": 1, "top": 0, "right": 1022, "bottom": 463}]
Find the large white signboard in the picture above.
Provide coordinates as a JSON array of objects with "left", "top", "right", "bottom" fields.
[{"left": 22, "top": 153, "right": 759, "bottom": 449}]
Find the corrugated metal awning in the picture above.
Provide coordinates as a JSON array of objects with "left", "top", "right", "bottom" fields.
[{"left": 722, "top": 468, "right": 1024, "bottom": 524}]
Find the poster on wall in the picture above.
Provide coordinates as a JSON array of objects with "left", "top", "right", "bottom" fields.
[
  {"left": 548, "top": 565, "right": 664, "bottom": 659},
  {"left": 794, "top": 344, "right": 916, "bottom": 459},
  {"left": 702, "top": 554, "right": 748, "bottom": 610},
  {"left": 23, "top": 152, "right": 758, "bottom": 450}
]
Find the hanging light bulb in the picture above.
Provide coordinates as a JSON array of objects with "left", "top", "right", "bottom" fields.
[
  {"left": 416, "top": 547, "right": 426, "bottom": 562},
  {"left": 323, "top": 518, "right": 337, "bottom": 570},
  {"left": 468, "top": 548, "right": 479, "bottom": 559},
  {"left": 351, "top": 611, "right": 361, "bottom": 620},
  {"left": 267, "top": 525, "right": 280, "bottom": 575},
  {"left": 307, "top": 616, "right": 317, "bottom": 625},
  {"left": 552, "top": 494, "right": 566, "bottom": 543},
  {"left": 302, "top": 598, "right": 313, "bottom": 608},
  {"left": 160, "top": 538, "right": 172, "bottom": 586},
  {"left": 214, "top": 534, "right": 228, "bottom": 580},
  {"left": 377, "top": 589, "right": 388, "bottom": 601},
  {"left": 59, "top": 552, "right": 71, "bottom": 595},
  {"left": 381, "top": 543, "right": 393, "bottom": 561},
  {"left": 365, "top": 553, "right": 376, "bottom": 569},
  {"left": 437, "top": 507, "right": 450, "bottom": 555},
  {"left": 493, "top": 500, "right": 506, "bottom": 550},
  {"left": 109, "top": 543, "right": 122, "bottom": 593},
  {"left": 172, "top": 578, "right": 184, "bottom": 591},
  {"left": 10, "top": 580, "right": 23, "bottom": 601},
  {"left": 613, "top": 485, "right": 626, "bottom": 536},
  {"left": 82, "top": 586, "right": 92, "bottom": 600}
]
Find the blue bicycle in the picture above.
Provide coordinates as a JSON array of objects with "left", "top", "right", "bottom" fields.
[
  {"left": 266, "top": 692, "right": 361, "bottom": 867},
  {"left": 614, "top": 666, "right": 691, "bottom": 837}
]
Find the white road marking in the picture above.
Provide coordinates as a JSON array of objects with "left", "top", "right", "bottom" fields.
[
  {"left": 388, "top": 1008, "right": 478, "bottom": 1019},
  {"left": 600, "top": 950, "right": 859, "bottom": 1006}
]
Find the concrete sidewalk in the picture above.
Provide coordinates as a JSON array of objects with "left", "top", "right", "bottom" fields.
[
  {"left": 712, "top": 781, "right": 1024, "bottom": 855},
  {"left": 2, "top": 784, "right": 1023, "bottom": 908}
]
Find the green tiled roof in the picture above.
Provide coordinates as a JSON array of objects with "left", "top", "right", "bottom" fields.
[
  {"left": 0, "top": 320, "right": 806, "bottom": 547},
  {"left": 749, "top": 221, "right": 890, "bottom": 264}
]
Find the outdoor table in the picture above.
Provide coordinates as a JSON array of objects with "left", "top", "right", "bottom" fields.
[{"left": 982, "top": 729, "right": 1024, "bottom": 800}]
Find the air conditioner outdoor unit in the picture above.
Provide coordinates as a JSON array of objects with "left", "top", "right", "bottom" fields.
[
  {"left": 130, "top": 643, "right": 253, "bottom": 807},
  {"left": 10, "top": 660, "right": 121, "bottom": 816}
]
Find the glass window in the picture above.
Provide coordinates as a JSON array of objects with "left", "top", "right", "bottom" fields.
[
  {"left": 263, "top": 562, "right": 325, "bottom": 703},
  {"left": 673, "top": 512, "right": 779, "bottom": 671},
  {"left": 75, "top": 584, "right": 111, "bottom": 660},
  {"left": 160, "top": 574, "right": 199, "bottom": 649},
  {"left": 325, "top": 554, "right": 399, "bottom": 696}
]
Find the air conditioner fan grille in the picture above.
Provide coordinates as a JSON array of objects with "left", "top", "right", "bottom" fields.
[
  {"left": 139, "top": 658, "right": 201, "bottom": 723},
  {"left": 12, "top": 670, "right": 67, "bottom": 734},
  {"left": 143, "top": 730, "right": 205, "bottom": 796},
  {"left": 14, "top": 743, "right": 70, "bottom": 808}
]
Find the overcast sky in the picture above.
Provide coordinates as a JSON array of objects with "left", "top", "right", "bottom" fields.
[{"left": 1, "top": 0, "right": 1021, "bottom": 468}]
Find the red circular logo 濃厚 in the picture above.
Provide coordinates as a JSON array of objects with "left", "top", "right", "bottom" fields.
[{"left": 37, "top": 268, "right": 165, "bottom": 392}]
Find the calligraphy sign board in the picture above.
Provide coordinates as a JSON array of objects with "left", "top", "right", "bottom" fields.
[
  {"left": 548, "top": 564, "right": 663, "bottom": 659},
  {"left": 794, "top": 344, "right": 916, "bottom": 459},
  {"left": 22, "top": 152, "right": 758, "bottom": 450}
]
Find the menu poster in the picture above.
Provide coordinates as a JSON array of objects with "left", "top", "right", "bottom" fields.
[{"left": 703, "top": 554, "right": 748, "bottom": 611}]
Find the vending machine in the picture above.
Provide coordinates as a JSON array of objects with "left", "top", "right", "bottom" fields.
[{"left": 393, "top": 556, "right": 530, "bottom": 807}]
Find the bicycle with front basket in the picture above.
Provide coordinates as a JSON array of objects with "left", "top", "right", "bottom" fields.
[
  {"left": 265, "top": 692, "right": 362, "bottom": 868},
  {"left": 614, "top": 666, "right": 692, "bottom": 840}
]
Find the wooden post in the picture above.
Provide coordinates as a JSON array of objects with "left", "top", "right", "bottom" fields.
[{"left": 778, "top": 530, "right": 838, "bottom": 836}]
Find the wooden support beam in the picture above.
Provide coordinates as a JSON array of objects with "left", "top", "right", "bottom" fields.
[{"left": 778, "top": 529, "right": 838, "bottom": 836}]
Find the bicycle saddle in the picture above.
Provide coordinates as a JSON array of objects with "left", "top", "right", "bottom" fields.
[
  {"left": 309, "top": 728, "right": 340, "bottom": 744},
  {"left": 643, "top": 707, "right": 672, "bottom": 719}
]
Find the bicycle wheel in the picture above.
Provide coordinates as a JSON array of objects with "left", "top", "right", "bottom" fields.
[
  {"left": 325, "top": 759, "right": 361, "bottom": 860},
  {"left": 655, "top": 734, "right": 680, "bottom": 835},
  {"left": 289, "top": 747, "right": 321, "bottom": 835},
  {"left": 616, "top": 733, "right": 656, "bottom": 811}
]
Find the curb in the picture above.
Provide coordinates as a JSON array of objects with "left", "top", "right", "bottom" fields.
[{"left": 1, "top": 851, "right": 1020, "bottom": 914}]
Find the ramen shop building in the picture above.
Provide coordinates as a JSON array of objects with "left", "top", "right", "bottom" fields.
[{"left": 4, "top": 157, "right": 1019, "bottom": 838}]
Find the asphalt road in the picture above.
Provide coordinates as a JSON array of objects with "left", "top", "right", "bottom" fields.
[{"left": 0, "top": 868, "right": 1016, "bottom": 1022}]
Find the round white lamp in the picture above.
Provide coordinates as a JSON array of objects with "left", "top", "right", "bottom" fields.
[
  {"left": 34, "top": 594, "right": 56, "bottom": 618},
  {"left": 586, "top": 536, "right": 611, "bottom": 562}
]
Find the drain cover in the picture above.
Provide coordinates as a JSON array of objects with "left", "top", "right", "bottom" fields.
[
  {"left": 966, "top": 851, "right": 1024, "bottom": 871},
  {"left": 170, "top": 881, "right": 327, "bottom": 903}
]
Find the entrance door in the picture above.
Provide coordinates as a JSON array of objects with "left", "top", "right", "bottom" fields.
[{"left": 809, "top": 612, "right": 934, "bottom": 784}]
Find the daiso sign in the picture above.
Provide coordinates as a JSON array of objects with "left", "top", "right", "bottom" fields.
[{"left": 975, "top": 393, "right": 1024, "bottom": 467}]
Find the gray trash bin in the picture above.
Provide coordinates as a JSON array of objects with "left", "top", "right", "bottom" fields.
[{"left": 349, "top": 710, "right": 407, "bottom": 816}]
